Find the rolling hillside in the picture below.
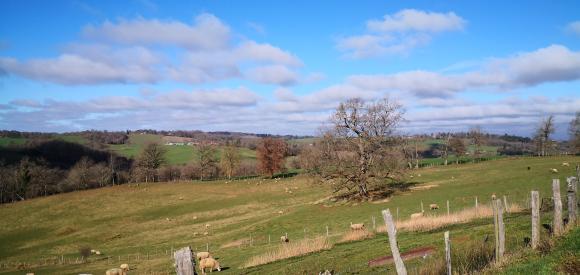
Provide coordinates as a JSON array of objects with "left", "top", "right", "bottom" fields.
[{"left": 0, "top": 156, "right": 578, "bottom": 274}]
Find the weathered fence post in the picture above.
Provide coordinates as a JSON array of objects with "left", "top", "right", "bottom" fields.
[
  {"left": 531, "top": 191, "right": 540, "bottom": 249},
  {"left": 269, "top": 234, "right": 271, "bottom": 244},
  {"left": 421, "top": 201, "right": 424, "bottom": 213},
  {"left": 552, "top": 179, "right": 563, "bottom": 236},
  {"left": 497, "top": 199, "right": 505, "bottom": 260},
  {"left": 372, "top": 216, "right": 376, "bottom": 230},
  {"left": 396, "top": 207, "right": 399, "bottom": 221},
  {"left": 567, "top": 177, "right": 578, "bottom": 227},
  {"left": 206, "top": 243, "right": 209, "bottom": 252},
  {"left": 446, "top": 200, "right": 450, "bottom": 216},
  {"left": 326, "top": 225, "right": 329, "bottom": 237},
  {"left": 174, "top": 247, "right": 195, "bottom": 275},
  {"left": 381, "top": 209, "right": 407, "bottom": 275},
  {"left": 444, "top": 231, "right": 451, "bottom": 275}
]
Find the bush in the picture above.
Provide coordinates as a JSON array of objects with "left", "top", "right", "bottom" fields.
[{"left": 78, "top": 246, "right": 91, "bottom": 259}]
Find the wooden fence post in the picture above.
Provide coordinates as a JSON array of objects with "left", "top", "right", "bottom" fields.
[
  {"left": 372, "top": 216, "right": 376, "bottom": 230},
  {"left": 531, "top": 191, "right": 540, "bottom": 249},
  {"left": 567, "top": 177, "right": 578, "bottom": 227},
  {"left": 381, "top": 209, "right": 407, "bottom": 275},
  {"left": 444, "top": 231, "right": 451, "bottom": 275},
  {"left": 497, "top": 199, "right": 505, "bottom": 260},
  {"left": 421, "top": 201, "right": 424, "bottom": 213},
  {"left": 173, "top": 247, "right": 195, "bottom": 275},
  {"left": 552, "top": 179, "right": 563, "bottom": 236},
  {"left": 446, "top": 200, "right": 450, "bottom": 216}
]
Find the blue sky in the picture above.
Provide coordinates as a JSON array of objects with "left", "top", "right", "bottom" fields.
[{"left": 0, "top": 0, "right": 579, "bottom": 138}]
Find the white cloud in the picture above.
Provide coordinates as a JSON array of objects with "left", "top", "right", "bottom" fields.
[
  {"left": 83, "top": 13, "right": 231, "bottom": 50},
  {"left": 567, "top": 21, "right": 580, "bottom": 35},
  {"left": 245, "top": 65, "right": 298, "bottom": 86},
  {"left": 367, "top": 9, "right": 466, "bottom": 33},
  {"left": 338, "top": 9, "right": 465, "bottom": 59},
  {"left": 346, "top": 45, "right": 580, "bottom": 98},
  {"left": 0, "top": 13, "right": 305, "bottom": 86}
]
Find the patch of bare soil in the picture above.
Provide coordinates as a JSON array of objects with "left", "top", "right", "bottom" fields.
[{"left": 368, "top": 246, "right": 436, "bottom": 267}]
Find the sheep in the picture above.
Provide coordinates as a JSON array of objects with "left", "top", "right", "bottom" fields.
[
  {"left": 562, "top": 162, "right": 570, "bottom": 167},
  {"left": 429, "top": 203, "right": 439, "bottom": 210},
  {"left": 90, "top": 249, "right": 96, "bottom": 254},
  {"left": 350, "top": 222, "right": 365, "bottom": 230},
  {"left": 280, "top": 235, "right": 289, "bottom": 242},
  {"left": 120, "top": 263, "right": 129, "bottom": 270},
  {"left": 550, "top": 168, "right": 559, "bottom": 173},
  {"left": 205, "top": 223, "right": 211, "bottom": 228},
  {"left": 203, "top": 231, "right": 209, "bottom": 236},
  {"left": 410, "top": 210, "right": 425, "bottom": 219},
  {"left": 95, "top": 250, "right": 102, "bottom": 255},
  {"left": 196, "top": 251, "right": 211, "bottom": 261},
  {"left": 277, "top": 210, "right": 284, "bottom": 214},
  {"left": 199, "top": 257, "right": 221, "bottom": 274},
  {"left": 105, "top": 268, "right": 126, "bottom": 275}
]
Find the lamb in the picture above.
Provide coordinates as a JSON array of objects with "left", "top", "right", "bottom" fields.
[
  {"left": 429, "top": 204, "right": 439, "bottom": 210},
  {"left": 550, "top": 168, "right": 559, "bottom": 173},
  {"left": 350, "top": 222, "right": 365, "bottom": 230},
  {"left": 199, "top": 257, "right": 221, "bottom": 274},
  {"left": 562, "top": 162, "right": 570, "bottom": 167},
  {"left": 410, "top": 210, "right": 425, "bottom": 219},
  {"left": 197, "top": 251, "right": 211, "bottom": 261}
]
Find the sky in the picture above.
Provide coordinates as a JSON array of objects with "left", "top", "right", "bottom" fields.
[{"left": 0, "top": 0, "right": 579, "bottom": 138}]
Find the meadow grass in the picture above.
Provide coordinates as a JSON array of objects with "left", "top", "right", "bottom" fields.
[{"left": 0, "top": 155, "right": 578, "bottom": 274}]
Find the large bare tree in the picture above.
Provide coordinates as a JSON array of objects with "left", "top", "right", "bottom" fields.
[
  {"left": 468, "top": 126, "right": 485, "bottom": 161},
  {"left": 449, "top": 136, "right": 466, "bottom": 164},
  {"left": 136, "top": 142, "right": 166, "bottom": 182},
  {"left": 198, "top": 143, "right": 218, "bottom": 180},
  {"left": 316, "top": 97, "right": 405, "bottom": 199}
]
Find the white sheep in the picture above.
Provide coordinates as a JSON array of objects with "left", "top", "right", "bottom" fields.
[
  {"left": 429, "top": 204, "right": 439, "bottom": 210},
  {"left": 205, "top": 223, "right": 211, "bottom": 228},
  {"left": 280, "top": 235, "right": 289, "bottom": 242},
  {"left": 562, "top": 162, "right": 570, "bottom": 167},
  {"left": 350, "top": 223, "right": 365, "bottom": 230},
  {"left": 120, "top": 263, "right": 129, "bottom": 270},
  {"left": 199, "top": 257, "right": 221, "bottom": 274},
  {"left": 197, "top": 251, "right": 211, "bottom": 261},
  {"left": 95, "top": 250, "right": 102, "bottom": 255},
  {"left": 550, "top": 168, "right": 559, "bottom": 173},
  {"left": 410, "top": 210, "right": 425, "bottom": 219}
]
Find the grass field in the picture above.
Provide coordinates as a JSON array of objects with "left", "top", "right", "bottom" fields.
[
  {"left": 0, "top": 156, "right": 578, "bottom": 274},
  {"left": 0, "top": 137, "right": 27, "bottom": 147},
  {"left": 108, "top": 134, "right": 258, "bottom": 165}
]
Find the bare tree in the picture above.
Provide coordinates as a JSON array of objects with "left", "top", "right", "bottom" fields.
[
  {"left": 443, "top": 134, "right": 451, "bottom": 166},
  {"left": 220, "top": 145, "right": 240, "bottom": 179},
  {"left": 198, "top": 143, "right": 218, "bottom": 180},
  {"left": 469, "top": 126, "right": 485, "bottom": 161},
  {"left": 315, "top": 97, "right": 406, "bottom": 199},
  {"left": 257, "top": 138, "right": 287, "bottom": 178},
  {"left": 136, "top": 143, "right": 166, "bottom": 182},
  {"left": 449, "top": 137, "right": 466, "bottom": 164},
  {"left": 536, "top": 115, "right": 555, "bottom": 156},
  {"left": 569, "top": 112, "right": 580, "bottom": 155}
]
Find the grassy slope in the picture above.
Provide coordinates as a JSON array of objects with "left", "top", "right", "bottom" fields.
[
  {"left": 0, "top": 137, "right": 27, "bottom": 147},
  {"left": 0, "top": 156, "right": 578, "bottom": 274}
]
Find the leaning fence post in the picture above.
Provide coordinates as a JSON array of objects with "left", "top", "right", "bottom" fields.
[
  {"left": 531, "top": 191, "right": 540, "bottom": 249},
  {"left": 381, "top": 209, "right": 407, "bottom": 275},
  {"left": 567, "top": 177, "right": 578, "bottom": 227},
  {"left": 552, "top": 179, "right": 563, "bottom": 236},
  {"left": 444, "top": 231, "right": 451, "bottom": 275}
]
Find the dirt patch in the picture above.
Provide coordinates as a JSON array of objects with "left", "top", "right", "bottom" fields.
[
  {"left": 409, "top": 184, "right": 438, "bottom": 191},
  {"left": 220, "top": 238, "right": 249, "bottom": 249},
  {"left": 368, "top": 246, "right": 436, "bottom": 267}
]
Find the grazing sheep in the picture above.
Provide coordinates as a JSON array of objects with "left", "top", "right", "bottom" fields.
[
  {"left": 410, "top": 210, "right": 425, "bottom": 219},
  {"left": 90, "top": 249, "right": 96, "bottom": 254},
  {"left": 199, "top": 257, "right": 221, "bottom": 274},
  {"left": 277, "top": 210, "right": 284, "bottom": 214},
  {"left": 205, "top": 223, "right": 211, "bottom": 228},
  {"left": 280, "top": 235, "right": 289, "bottom": 242},
  {"left": 319, "top": 270, "right": 334, "bottom": 275},
  {"left": 562, "top": 162, "right": 570, "bottom": 167},
  {"left": 350, "top": 223, "right": 365, "bottom": 230},
  {"left": 550, "top": 168, "right": 559, "bottom": 173},
  {"left": 203, "top": 232, "right": 209, "bottom": 236},
  {"left": 429, "top": 204, "right": 439, "bottom": 210},
  {"left": 197, "top": 251, "right": 211, "bottom": 261},
  {"left": 95, "top": 250, "right": 102, "bottom": 255},
  {"left": 105, "top": 268, "right": 126, "bottom": 275},
  {"left": 120, "top": 263, "right": 129, "bottom": 270}
]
